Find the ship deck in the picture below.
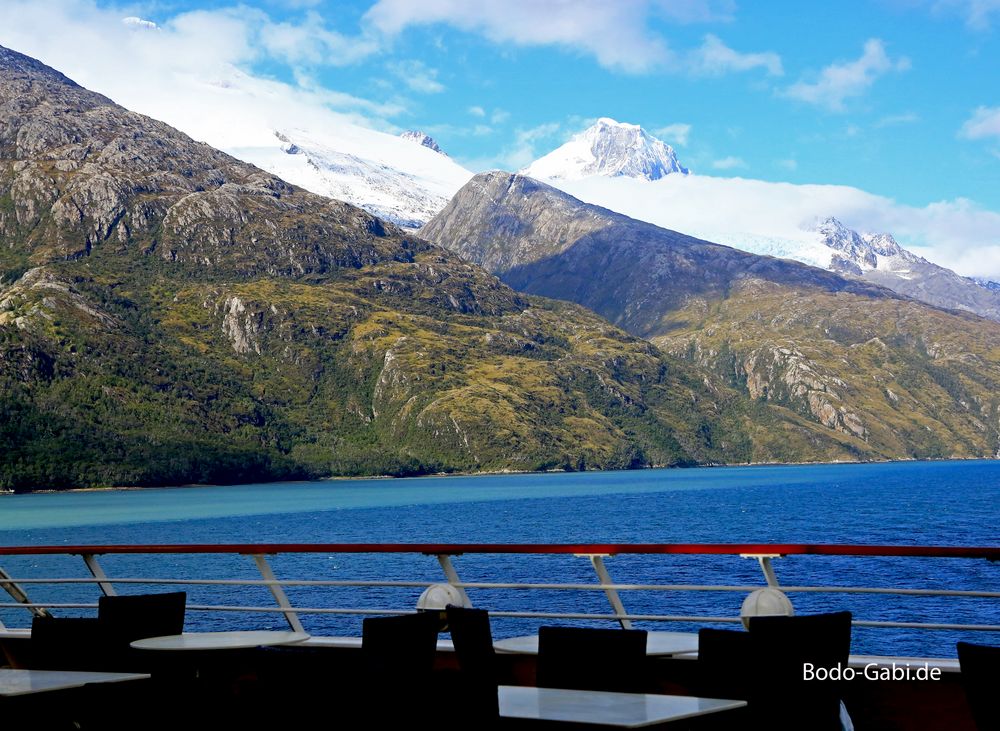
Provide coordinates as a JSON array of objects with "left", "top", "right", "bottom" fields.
[{"left": 0, "top": 543, "right": 996, "bottom": 729}]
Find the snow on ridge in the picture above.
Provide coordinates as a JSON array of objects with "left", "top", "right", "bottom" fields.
[
  {"left": 234, "top": 127, "right": 472, "bottom": 229},
  {"left": 400, "top": 130, "right": 447, "bottom": 156},
  {"left": 523, "top": 117, "right": 688, "bottom": 181}
]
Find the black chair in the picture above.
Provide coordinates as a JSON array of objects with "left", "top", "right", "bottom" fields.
[
  {"left": 446, "top": 605, "right": 500, "bottom": 724},
  {"left": 537, "top": 625, "right": 649, "bottom": 693},
  {"left": 359, "top": 612, "right": 441, "bottom": 725},
  {"left": 97, "top": 591, "right": 187, "bottom": 671},
  {"left": 30, "top": 616, "right": 106, "bottom": 671},
  {"left": 747, "top": 611, "right": 853, "bottom": 731},
  {"left": 957, "top": 641, "right": 1000, "bottom": 731},
  {"left": 696, "top": 627, "right": 752, "bottom": 701}
]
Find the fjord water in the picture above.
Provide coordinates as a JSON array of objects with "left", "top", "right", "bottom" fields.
[{"left": 1, "top": 460, "right": 997, "bottom": 657}]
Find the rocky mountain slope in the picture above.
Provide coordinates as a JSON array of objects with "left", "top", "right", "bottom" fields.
[
  {"left": 423, "top": 172, "right": 1000, "bottom": 460},
  {"left": 0, "top": 45, "right": 796, "bottom": 491}
]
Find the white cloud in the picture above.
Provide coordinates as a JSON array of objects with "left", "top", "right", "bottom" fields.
[
  {"left": 875, "top": 112, "right": 919, "bottom": 127},
  {"left": 928, "top": 0, "right": 1000, "bottom": 30},
  {"left": 468, "top": 105, "right": 486, "bottom": 117},
  {"left": 388, "top": 59, "right": 445, "bottom": 93},
  {"left": 653, "top": 123, "right": 692, "bottom": 146},
  {"left": 653, "top": 0, "right": 736, "bottom": 23},
  {"left": 491, "top": 108, "right": 511, "bottom": 124},
  {"left": 777, "top": 158, "right": 798, "bottom": 170},
  {"left": 784, "top": 39, "right": 910, "bottom": 112},
  {"left": 365, "top": 0, "right": 742, "bottom": 74},
  {"left": 494, "top": 122, "right": 562, "bottom": 169},
  {"left": 960, "top": 106, "right": 1000, "bottom": 139},
  {"left": 259, "top": 10, "right": 378, "bottom": 66},
  {"left": 365, "top": 0, "right": 673, "bottom": 72},
  {"left": 552, "top": 174, "right": 1000, "bottom": 279},
  {"left": 688, "top": 34, "right": 783, "bottom": 76},
  {"left": 122, "top": 17, "right": 157, "bottom": 30},
  {"left": 712, "top": 156, "right": 747, "bottom": 169},
  {"left": 0, "top": 0, "right": 404, "bottom": 150}
]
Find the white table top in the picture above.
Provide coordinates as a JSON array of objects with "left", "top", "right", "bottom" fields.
[
  {"left": 0, "top": 669, "right": 150, "bottom": 697},
  {"left": 130, "top": 630, "right": 310, "bottom": 651},
  {"left": 499, "top": 686, "right": 746, "bottom": 728},
  {"left": 494, "top": 631, "right": 699, "bottom": 657}
]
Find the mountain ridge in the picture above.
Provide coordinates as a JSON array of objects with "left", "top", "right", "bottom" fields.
[
  {"left": 422, "top": 171, "right": 1000, "bottom": 459},
  {"left": 520, "top": 120, "right": 1000, "bottom": 321},
  {"left": 0, "top": 44, "right": 787, "bottom": 490}
]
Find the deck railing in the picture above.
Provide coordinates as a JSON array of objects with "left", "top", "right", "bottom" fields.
[{"left": 0, "top": 543, "right": 997, "bottom": 647}]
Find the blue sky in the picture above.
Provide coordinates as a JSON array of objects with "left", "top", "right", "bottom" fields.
[
  {"left": 61, "top": 0, "right": 997, "bottom": 211},
  {"left": 1, "top": 1, "right": 998, "bottom": 208}
]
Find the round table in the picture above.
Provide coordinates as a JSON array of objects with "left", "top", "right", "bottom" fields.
[
  {"left": 493, "top": 630, "right": 699, "bottom": 656},
  {"left": 130, "top": 630, "right": 310, "bottom": 651}
]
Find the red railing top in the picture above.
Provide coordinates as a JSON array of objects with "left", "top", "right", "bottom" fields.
[{"left": 0, "top": 543, "right": 996, "bottom": 559}]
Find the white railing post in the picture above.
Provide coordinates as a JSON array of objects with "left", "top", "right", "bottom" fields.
[
  {"left": 578, "top": 554, "right": 632, "bottom": 629},
  {"left": 81, "top": 554, "right": 117, "bottom": 596},
  {"left": 0, "top": 565, "right": 50, "bottom": 618},
  {"left": 250, "top": 554, "right": 305, "bottom": 632},
  {"left": 436, "top": 554, "right": 472, "bottom": 607},
  {"left": 741, "top": 553, "right": 782, "bottom": 587}
]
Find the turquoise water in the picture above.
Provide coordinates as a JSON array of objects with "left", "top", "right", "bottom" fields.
[{"left": 0, "top": 460, "right": 997, "bottom": 657}]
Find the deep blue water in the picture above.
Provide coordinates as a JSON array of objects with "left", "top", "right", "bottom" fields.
[{"left": 0, "top": 460, "right": 997, "bottom": 657}]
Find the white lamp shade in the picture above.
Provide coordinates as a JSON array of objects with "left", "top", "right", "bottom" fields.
[
  {"left": 740, "top": 587, "right": 794, "bottom": 629},
  {"left": 416, "top": 583, "right": 468, "bottom": 611}
]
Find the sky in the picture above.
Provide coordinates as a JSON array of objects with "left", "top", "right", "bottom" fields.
[{"left": 1, "top": 0, "right": 999, "bottom": 273}]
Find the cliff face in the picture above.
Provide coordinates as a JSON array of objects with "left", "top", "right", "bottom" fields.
[
  {"left": 423, "top": 172, "right": 1000, "bottom": 461},
  {"left": 0, "top": 46, "right": 773, "bottom": 490}
]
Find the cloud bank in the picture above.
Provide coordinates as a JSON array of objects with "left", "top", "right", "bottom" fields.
[
  {"left": 553, "top": 174, "right": 1000, "bottom": 279},
  {"left": 785, "top": 39, "right": 910, "bottom": 112}
]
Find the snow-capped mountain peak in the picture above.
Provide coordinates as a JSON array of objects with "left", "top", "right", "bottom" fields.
[
  {"left": 400, "top": 130, "right": 447, "bottom": 156},
  {"left": 522, "top": 117, "right": 689, "bottom": 181},
  {"left": 860, "top": 231, "right": 906, "bottom": 258},
  {"left": 813, "top": 217, "right": 916, "bottom": 275}
]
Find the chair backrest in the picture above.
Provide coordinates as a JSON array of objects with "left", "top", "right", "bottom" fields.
[
  {"left": 97, "top": 591, "right": 187, "bottom": 644},
  {"left": 747, "top": 611, "right": 852, "bottom": 731},
  {"left": 537, "top": 625, "right": 648, "bottom": 693},
  {"left": 446, "top": 605, "right": 500, "bottom": 722},
  {"left": 360, "top": 612, "right": 442, "bottom": 725},
  {"left": 446, "top": 605, "right": 497, "bottom": 680},
  {"left": 957, "top": 641, "right": 1000, "bottom": 731},
  {"left": 97, "top": 591, "right": 186, "bottom": 672},
  {"left": 30, "top": 616, "right": 105, "bottom": 671},
  {"left": 361, "top": 612, "right": 441, "bottom": 681},
  {"left": 697, "top": 627, "right": 752, "bottom": 700}
]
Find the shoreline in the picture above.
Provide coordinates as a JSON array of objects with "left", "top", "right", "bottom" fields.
[{"left": 8, "top": 454, "right": 996, "bottom": 496}]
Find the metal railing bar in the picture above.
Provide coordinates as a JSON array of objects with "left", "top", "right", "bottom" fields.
[
  {"left": 0, "top": 543, "right": 996, "bottom": 559},
  {"left": 1, "top": 576, "right": 996, "bottom": 598},
  {"left": 3, "top": 600, "right": 997, "bottom": 632}
]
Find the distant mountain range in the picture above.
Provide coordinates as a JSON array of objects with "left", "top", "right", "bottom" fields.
[
  {"left": 0, "top": 45, "right": 796, "bottom": 490},
  {"left": 423, "top": 172, "right": 1000, "bottom": 460},
  {"left": 3, "top": 44, "right": 1000, "bottom": 490},
  {"left": 517, "top": 118, "right": 1000, "bottom": 322},
  {"left": 143, "top": 89, "right": 997, "bottom": 321}
]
